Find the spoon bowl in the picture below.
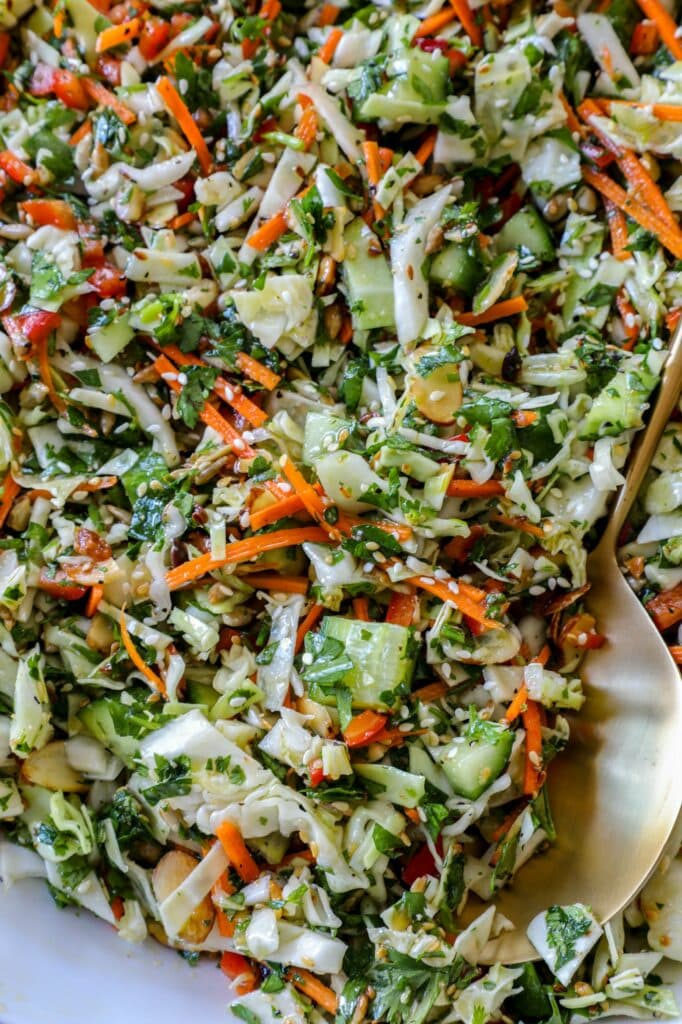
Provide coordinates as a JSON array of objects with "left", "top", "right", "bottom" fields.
[{"left": 479, "top": 327, "right": 682, "bottom": 965}]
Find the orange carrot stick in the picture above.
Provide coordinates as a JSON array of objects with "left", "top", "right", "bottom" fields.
[
  {"left": 409, "top": 575, "right": 501, "bottom": 630},
  {"left": 295, "top": 602, "right": 324, "bottom": 653},
  {"left": 385, "top": 590, "right": 417, "bottom": 626},
  {"left": 449, "top": 0, "right": 482, "bottom": 46},
  {"left": 284, "top": 968, "right": 338, "bottom": 1016},
  {"left": 249, "top": 492, "right": 308, "bottom": 531},
  {"left": 215, "top": 821, "right": 260, "bottom": 883},
  {"left": 83, "top": 79, "right": 136, "bottom": 125},
  {"left": 412, "top": 680, "right": 449, "bottom": 703},
  {"left": 318, "top": 2, "right": 339, "bottom": 25},
  {"left": 247, "top": 209, "right": 289, "bottom": 251},
  {"left": 34, "top": 335, "right": 65, "bottom": 413},
  {"left": 96, "top": 17, "right": 141, "bottom": 52},
  {"left": 604, "top": 198, "right": 630, "bottom": 260},
  {"left": 166, "top": 526, "right": 329, "bottom": 590},
  {"left": 414, "top": 6, "right": 457, "bottom": 37},
  {"left": 447, "top": 479, "right": 505, "bottom": 498},
  {"left": 295, "top": 104, "right": 318, "bottom": 151},
  {"left": 156, "top": 76, "right": 211, "bottom": 174},
  {"left": 490, "top": 513, "right": 546, "bottom": 538},
  {"left": 235, "top": 351, "right": 281, "bottom": 390},
  {"left": 362, "top": 139, "right": 384, "bottom": 218},
  {"left": 156, "top": 345, "right": 267, "bottom": 428},
  {"left": 457, "top": 296, "right": 528, "bottom": 326},
  {"left": 414, "top": 128, "right": 437, "bottom": 166},
  {"left": 0, "top": 473, "right": 19, "bottom": 528},
  {"left": 633, "top": 0, "right": 682, "bottom": 59},
  {"left": 69, "top": 121, "right": 92, "bottom": 145},
  {"left": 318, "top": 27, "right": 343, "bottom": 64},
  {"left": 522, "top": 698, "right": 544, "bottom": 796},
  {"left": 243, "top": 573, "right": 309, "bottom": 594},
  {"left": 86, "top": 584, "right": 104, "bottom": 617},
  {"left": 119, "top": 608, "right": 167, "bottom": 697},
  {"left": 582, "top": 166, "right": 682, "bottom": 260},
  {"left": 352, "top": 596, "right": 370, "bottom": 621}
]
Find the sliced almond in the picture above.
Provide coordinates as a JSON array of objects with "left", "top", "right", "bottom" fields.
[
  {"left": 20, "top": 740, "right": 88, "bottom": 793},
  {"left": 152, "top": 850, "right": 215, "bottom": 944}
]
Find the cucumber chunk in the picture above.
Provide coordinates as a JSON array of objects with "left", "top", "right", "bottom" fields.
[
  {"left": 303, "top": 411, "right": 355, "bottom": 466},
  {"left": 312, "top": 617, "right": 416, "bottom": 710},
  {"left": 78, "top": 699, "right": 144, "bottom": 768},
  {"left": 436, "top": 713, "right": 513, "bottom": 799},
  {"left": 430, "top": 242, "right": 485, "bottom": 296},
  {"left": 496, "top": 206, "right": 554, "bottom": 265},
  {"left": 355, "top": 763, "right": 425, "bottom": 808},
  {"left": 343, "top": 219, "right": 395, "bottom": 331}
]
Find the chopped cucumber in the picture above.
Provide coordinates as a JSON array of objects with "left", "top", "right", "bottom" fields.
[
  {"left": 357, "top": 51, "right": 450, "bottom": 127},
  {"left": 314, "top": 617, "right": 416, "bottom": 710},
  {"left": 343, "top": 219, "right": 395, "bottom": 331},
  {"left": 303, "top": 411, "right": 355, "bottom": 466},
  {"left": 375, "top": 445, "right": 441, "bottom": 482},
  {"left": 582, "top": 362, "right": 658, "bottom": 439},
  {"left": 355, "top": 763, "right": 425, "bottom": 808},
  {"left": 210, "top": 679, "right": 263, "bottom": 721},
  {"left": 472, "top": 251, "right": 518, "bottom": 315},
  {"left": 436, "top": 714, "right": 513, "bottom": 799},
  {"left": 430, "top": 242, "right": 485, "bottom": 296},
  {"left": 185, "top": 681, "right": 218, "bottom": 709},
  {"left": 64, "top": 0, "right": 109, "bottom": 59},
  {"left": 408, "top": 743, "right": 453, "bottom": 796},
  {"left": 87, "top": 315, "right": 134, "bottom": 364},
  {"left": 495, "top": 207, "right": 554, "bottom": 266},
  {"left": 78, "top": 699, "right": 143, "bottom": 768}
]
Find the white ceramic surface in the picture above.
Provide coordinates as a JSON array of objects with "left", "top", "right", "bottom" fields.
[{"left": 1, "top": 877, "right": 681, "bottom": 1024}]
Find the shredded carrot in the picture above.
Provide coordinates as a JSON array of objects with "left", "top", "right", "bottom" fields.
[
  {"left": 280, "top": 456, "right": 330, "bottom": 530},
  {"left": 343, "top": 710, "right": 388, "bottom": 747},
  {"left": 379, "top": 147, "right": 394, "bottom": 175},
  {"left": 247, "top": 209, "right": 289, "bottom": 251},
  {"left": 506, "top": 645, "right": 550, "bottom": 722},
  {"left": 414, "top": 128, "right": 437, "bottom": 167},
  {"left": 512, "top": 409, "right": 538, "bottom": 428},
  {"left": 413, "top": 5, "right": 456, "bottom": 38},
  {"left": 0, "top": 472, "right": 19, "bottom": 528},
  {"left": 633, "top": 0, "right": 682, "bottom": 59},
  {"left": 295, "top": 602, "right": 324, "bottom": 653},
  {"left": 168, "top": 211, "right": 195, "bottom": 230},
  {"left": 582, "top": 166, "right": 682, "bottom": 260},
  {"left": 244, "top": 573, "right": 309, "bottom": 594},
  {"left": 250, "top": 492, "right": 307, "bottom": 531},
  {"left": 385, "top": 590, "right": 417, "bottom": 626},
  {"left": 412, "top": 680, "right": 449, "bottom": 703},
  {"left": 558, "top": 91, "right": 582, "bottom": 136},
  {"left": 449, "top": 0, "right": 482, "bottom": 46},
  {"left": 76, "top": 475, "right": 118, "bottom": 493},
  {"left": 295, "top": 103, "right": 318, "bottom": 151},
  {"left": 404, "top": 806, "right": 420, "bottom": 824},
  {"left": 34, "top": 335, "right": 65, "bottom": 413},
  {"left": 83, "top": 78, "right": 136, "bottom": 125},
  {"left": 166, "top": 526, "right": 328, "bottom": 590},
  {"left": 604, "top": 198, "right": 630, "bottom": 260},
  {"left": 153, "top": 354, "right": 254, "bottom": 451},
  {"left": 457, "top": 296, "right": 528, "bottom": 326},
  {"left": 96, "top": 17, "right": 141, "bottom": 52},
  {"left": 69, "top": 120, "right": 92, "bottom": 145},
  {"left": 156, "top": 344, "right": 268, "bottom": 428},
  {"left": 215, "top": 821, "right": 260, "bottom": 883},
  {"left": 447, "top": 479, "right": 505, "bottom": 498},
  {"left": 284, "top": 968, "right": 338, "bottom": 1016},
  {"left": 616, "top": 289, "right": 639, "bottom": 349},
  {"left": 362, "top": 139, "right": 385, "bottom": 218},
  {"left": 53, "top": 8, "right": 65, "bottom": 38},
  {"left": 318, "top": 26, "right": 343, "bottom": 64},
  {"left": 156, "top": 75, "right": 211, "bottom": 174},
  {"left": 86, "top": 584, "right": 104, "bottom": 617},
  {"left": 630, "top": 19, "right": 659, "bottom": 54},
  {"left": 213, "top": 873, "right": 236, "bottom": 937},
  {"left": 409, "top": 575, "right": 501, "bottom": 630},
  {"left": 339, "top": 316, "right": 353, "bottom": 344},
  {"left": 352, "top": 596, "right": 370, "bottom": 621},
  {"left": 490, "top": 513, "right": 546, "bottom": 538},
  {"left": 236, "top": 351, "right": 281, "bottom": 390},
  {"left": 119, "top": 608, "right": 167, "bottom": 697},
  {"left": 522, "top": 698, "right": 544, "bottom": 796},
  {"left": 260, "top": 0, "right": 281, "bottom": 18},
  {"left": 318, "top": 1, "right": 339, "bottom": 25}
]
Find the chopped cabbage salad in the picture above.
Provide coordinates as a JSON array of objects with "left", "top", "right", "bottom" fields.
[{"left": 0, "top": 0, "right": 681, "bottom": 1019}]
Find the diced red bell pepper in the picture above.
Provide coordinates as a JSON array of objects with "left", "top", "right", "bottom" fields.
[
  {"left": 646, "top": 583, "right": 682, "bottom": 632},
  {"left": 403, "top": 837, "right": 444, "bottom": 886},
  {"left": 38, "top": 568, "right": 88, "bottom": 601},
  {"left": 138, "top": 16, "right": 171, "bottom": 60},
  {"left": 96, "top": 54, "right": 122, "bottom": 86},
  {"left": 309, "top": 762, "right": 325, "bottom": 787},
  {"left": 630, "top": 20, "right": 658, "bottom": 55},
  {"left": 343, "top": 710, "right": 388, "bottom": 748},
  {"left": 89, "top": 264, "right": 127, "bottom": 299},
  {"left": 20, "top": 199, "right": 77, "bottom": 231},
  {"left": 219, "top": 952, "right": 259, "bottom": 996},
  {"left": 0, "top": 32, "right": 10, "bottom": 69},
  {"left": 29, "top": 64, "right": 89, "bottom": 110},
  {"left": 0, "top": 151, "right": 38, "bottom": 185},
  {"left": 2, "top": 310, "right": 62, "bottom": 351}
]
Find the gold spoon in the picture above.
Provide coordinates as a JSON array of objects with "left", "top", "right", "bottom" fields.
[{"left": 482, "top": 324, "right": 682, "bottom": 964}]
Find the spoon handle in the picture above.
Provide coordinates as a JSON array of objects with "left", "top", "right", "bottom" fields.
[{"left": 600, "top": 320, "right": 682, "bottom": 551}]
